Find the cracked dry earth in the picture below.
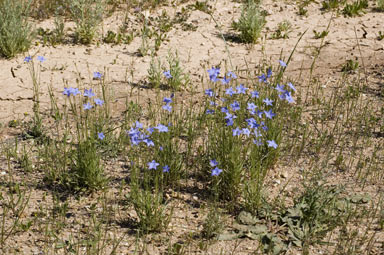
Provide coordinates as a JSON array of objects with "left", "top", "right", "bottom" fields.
[{"left": 0, "top": 0, "right": 383, "bottom": 254}]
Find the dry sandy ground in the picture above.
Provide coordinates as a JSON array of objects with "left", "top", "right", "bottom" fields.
[{"left": 0, "top": 0, "right": 383, "bottom": 254}]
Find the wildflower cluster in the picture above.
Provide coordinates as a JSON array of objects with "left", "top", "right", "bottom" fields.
[{"left": 203, "top": 62, "right": 296, "bottom": 203}]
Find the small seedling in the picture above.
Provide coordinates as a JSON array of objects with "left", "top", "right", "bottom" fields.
[
  {"left": 313, "top": 29, "right": 329, "bottom": 39},
  {"left": 341, "top": 59, "right": 359, "bottom": 73},
  {"left": 271, "top": 20, "right": 292, "bottom": 39},
  {"left": 342, "top": 0, "right": 368, "bottom": 17},
  {"left": 232, "top": 1, "right": 266, "bottom": 43},
  {"left": 377, "top": 31, "right": 384, "bottom": 41}
]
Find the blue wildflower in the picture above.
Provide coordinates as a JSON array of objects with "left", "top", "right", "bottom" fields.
[
  {"left": 148, "top": 160, "right": 160, "bottom": 170},
  {"left": 225, "top": 87, "right": 236, "bottom": 96},
  {"left": 221, "top": 107, "right": 229, "bottom": 113},
  {"left": 236, "top": 84, "right": 248, "bottom": 94},
  {"left": 83, "top": 102, "right": 93, "bottom": 110},
  {"left": 143, "top": 138, "right": 154, "bottom": 147},
  {"left": 267, "top": 68, "right": 273, "bottom": 78},
  {"left": 163, "top": 97, "right": 172, "bottom": 104},
  {"left": 63, "top": 87, "right": 81, "bottom": 97},
  {"left": 242, "top": 128, "right": 251, "bottom": 136},
  {"left": 275, "top": 84, "right": 285, "bottom": 93},
  {"left": 163, "top": 70, "right": 172, "bottom": 79},
  {"left": 233, "top": 127, "right": 242, "bottom": 136},
  {"left": 267, "top": 140, "right": 278, "bottom": 149},
  {"left": 279, "top": 60, "right": 287, "bottom": 67},
  {"left": 251, "top": 91, "right": 260, "bottom": 98},
  {"left": 163, "top": 165, "right": 170, "bottom": 173},
  {"left": 94, "top": 98, "right": 104, "bottom": 106},
  {"left": 84, "top": 88, "right": 95, "bottom": 98},
  {"left": 98, "top": 132, "right": 105, "bottom": 140},
  {"left": 24, "top": 56, "right": 32, "bottom": 63},
  {"left": 211, "top": 167, "right": 222, "bottom": 176},
  {"left": 37, "top": 56, "right": 46, "bottom": 63},
  {"left": 162, "top": 104, "right": 172, "bottom": 112},
  {"left": 205, "top": 89, "right": 215, "bottom": 97},
  {"left": 93, "top": 72, "right": 103, "bottom": 79},
  {"left": 263, "top": 98, "right": 273, "bottom": 106},
  {"left": 155, "top": 124, "right": 168, "bottom": 132},
  {"left": 246, "top": 118, "right": 259, "bottom": 129},
  {"left": 210, "top": 159, "right": 218, "bottom": 167},
  {"left": 207, "top": 67, "right": 220, "bottom": 82},
  {"left": 230, "top": 101, "right": 240, "bottom": 111},
  {"left": 227, "top": 71, "right": 237, "bottom": 79},
  {"left": 206, "top": 109, "right": 215, "bottom": 115},
  {"left": 264, "top": 109, "right": 275, "bottom": 119}
]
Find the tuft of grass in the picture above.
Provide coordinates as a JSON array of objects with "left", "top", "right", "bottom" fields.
[
  {"left": 271, "top": 20, "right": 292, "bottom": 39},
  {"left": 232, "top": 1, "right": 266, "bottom": 44},
  {"left": 69, "top": 0, "right": 105, "bottom": 44},
  {"left": 378, "top": 0, "right": 384, "bottom": 11},
  {"left": 341, "top": 59, "right": 359, "bottom": 73},
  {"left": 0, "top": 0, "right": 35, "bottom": 58},
  {"left": 342, "top": 0, "right": 368, "bottom": 17},
  {"left": 321, "top": 0, "right": 346, "bottom": 11},
  {"left": 313, "top": 29, "right": 329, "bottom": 39}
]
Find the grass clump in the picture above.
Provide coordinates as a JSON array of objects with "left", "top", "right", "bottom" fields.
[
  {"left": 342, "top": 0, "right": 368, "bottom": 17},
  {"left": 378, "top": 0, "right": 384, "bottom": 11},
  {"left": 232, "top": 1, "right": 266, "bottom": 44},
  {"left": 0, "top": 0, "right": 34, "bottom": 58},
  {"left": 69, "top": 0, "right": 105, "bottom": 44},
  {"left": 271, "top": 20, "right": 292, "bottom": 39},
  {"left": 321, "top": 0, "right": 346, "bottom": 11}
]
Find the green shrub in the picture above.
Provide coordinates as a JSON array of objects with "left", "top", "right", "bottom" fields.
[
  {"left": 232, "top": 1, "right": 266, "bottom": 43},
  {"left": 0, "top": 0, "right": 34, "bottom": 58},
  {"left": 377, "top": 0, "right": 384, "bottom": 11},
  {"left": 69, "top": 0, "right": 104, "bottom": 44}
]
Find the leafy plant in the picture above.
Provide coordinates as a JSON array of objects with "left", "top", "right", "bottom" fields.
[
  {"left": 313, "top": 29, "right": 329, "bottom": 39},
  {"left": 164, "top": 50, "right": 190, "bottom": 91},
  {"left": 232, "top": 1, "right": 266, "bottom": 43},
  {"left": 342, "top": 0, "right": 368, "bottom": 17},
  {"left": 378, "top": 0, "right": 384, "bottom": 11},
  {"left": 378, "top": 31, "right": 384, "bottom": 41},
  {"left": 321, "top": 0, "right": 346, "bottom": 11},
  {"left": 0, "top": 0, "right": 34, "bottom": 58},
  {"left": 69, "top": 0, "right": 104, "bottom": 44},
  {"left": 342, "top": 59, "right": 359, "bottom": 73},
  {"left": 271, "top": 20, "right": 292, "bottom": 39}
]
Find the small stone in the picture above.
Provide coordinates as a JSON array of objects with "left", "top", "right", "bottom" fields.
[
  {"left": 280, "top": 171, "right": 288, "bottom": 179},
  {"left": 0, "top": 171, "right": 6, "bottom": 175}
]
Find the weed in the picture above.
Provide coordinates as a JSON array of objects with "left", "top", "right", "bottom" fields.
[
  {"left": 313, "top": 29, "right": 329, "bottom": 39},
  {"left": 377, "top": 31, "right": 384, "bottom": 41},
  {"left": 148, "top": 54, "right": 163, "bottom": 89},
  {"left": 232, "top": 1, "right": 266, "bottom": 43},
  {"left": 378, "top": 0, "right": 384, "bottom": 11},
  {"left": 202, "top": 207, "right": 223, "bottom": 239},
  {"left": 164, "top": 50, "right": 190, "bottom": 91},
  {"left": 0, "top": 0, "right": 34, "bottom": 58},
  {"left": 341, "top": 59, "right": 359, "bottom": 73},
  {"left": 342, "top": 0, "right": 368, "bottom": 17},
  {"left": 69, "top": 0, "right": 104, "bottom": 44},
  {"left": 321, "top": 0, "right": 346, "bottom": 11},
  {"left": 271, "top": 20, "right": 292, "bottom": 39}
]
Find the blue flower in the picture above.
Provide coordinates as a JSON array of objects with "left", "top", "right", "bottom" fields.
[
  {"left": 230, "top": 101, "right": 240, "bottom": 111},
  {"left": 93, "top": 72, "right": 103, "bottom": 79},
  {"left": 279, "top": 60, "right": 287, "bottom": 67},
  {"left": 98, "top": 132, "right": 105, "bottom": 140},
  {"left": 148, "top": 160, "right": 160, "bottom": 170},
  {"left": 37, "top": 56, "right": 46, "bottom": 62},
  {"left": 242, "top": 128, "right": 251, "bottom": 136},
  {"left": 285, "top": 91, "right": 295, "bottom": 103},
  {"left": 227, "top": 71, "right": 237, "bottom": 79},
  {"left": 135, "top": 121, "right": 143, "bottom": 129},
  {"left": 267, "top": 68, "right": 273, "bottom": 78},
  {"left": 263, "top": 98, "right": 273, "bottom": 106},
  {"left": 24, "top": 56, "right": 32, "bottom": 63},
  {"left": 63, "top": 87, "right": 81, "bottom": 97},
  {"left": 94, "top": 98, "right": 104, "bottom": 106},
  {"left": 205, "top": 89, "right": 215, "bottom": 97},
  {"left": 225, "top": 112, "right": 237, "bottom": 126},
  {"left": 257, "top": 110, "right": 263, "bottom": 118},
  {"left": 246, "top": 118, "right": 259, "bottom": 129},
  {"left": 147, "top": 127, "right": 154, "bottom": 134},
  {"left": 207, "top": 67, "right": 220, "bottom": 82},
  {"left": 84, "top": 88, "right": 95, "bottom": 98},
  {"left": 247, "top": 102, "right": 257, "bottom": 111},
  {"left": 221, "top": 107, "right": 229, "bottom": 113},
  {"left": 83, "top": 102, "right": 93, "bottom": 110},
  {"left": 163, "top": 70, "right": 172, "bottom": 79},
  {"left": 209, "top": 101, "right": 216, "bottom": 106},
  {"left": 251, "top": 91, "right": 260, "bottom": 98},
  {"left": 233, "top": 127, "right": 242, "bottom": 136},
  {"left": 143, "top": 138, "right": 154, "bottom": 147},
  {"left": 267, "top": 140, "right": 278, "bottom": 149},
  {"left": 258, "top": 74, "right": 267, "bottom": 83},
  {"left": 236, "top": 84, "right": 248, "bottom": 94},
  {"left": 210, "top": 159, "right": 218, "bottom": 167},
  {"left": 253, "top": 139, "right": 262, "bottom": 146},
  {"left": 225, "top": 87, "right": 236, "bottom": 96},
  {"left": 211, "top": 167, "right": 222, "bottom": 176},
  {"left": 155, "top": 124, "right": 168, "bottom": 132},
  {"left": 287, "top": 82, "right": 296, "bottom": 92},
  {"left": 206, "top": 109, "right": 215, "bottom": 115},
  {"left": 163, "top": 165, "right": 170, "bottom": 173},
  {"left": 275, "top": 84, "right": 285, "bottom": 93},
  {"left": 221, "top": 77, "right": 231, "bottom": 85},
  {"left": 264, "top": 109, "right": 275, "bottom": 119},
  {"left": 163, "top": 97, "right": 172, "bottom": 104},
  {"left": 162, "top": 104, "right": 172, "bottom": 112}
]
